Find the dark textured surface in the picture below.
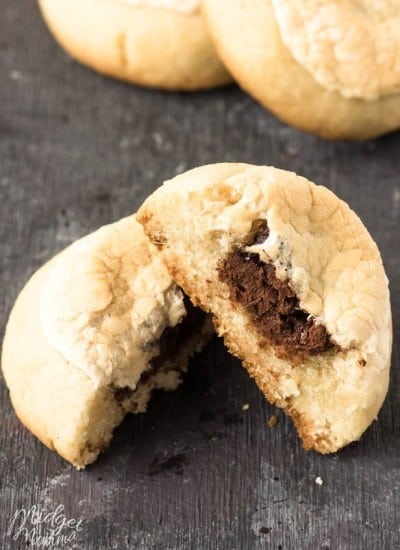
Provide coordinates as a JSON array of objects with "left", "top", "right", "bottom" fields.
[{"left": 0, "top": 2, "right": 399, "bottom": 549}]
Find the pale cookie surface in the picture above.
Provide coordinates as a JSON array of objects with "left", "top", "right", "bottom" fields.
[
  {"left": 38, "top": 0, "right": 231, "bottom": 91},
  {"left": 120, "top": 0, "right": 199, "bottom": 13},
  {"left": 138, "top": 163, "right": 392, "bottom": 453},
  {"left": 41, "top": 215, "right": 185, "bottom": 388},
  {"left": 202, "top": 0, "right": 400, "bottom": 138},
  {"left": 1, "top": 215, "right": 209, "bottom": 468},
  {"left": 272, "top": 0, "right": 400, "bottom": 99}
]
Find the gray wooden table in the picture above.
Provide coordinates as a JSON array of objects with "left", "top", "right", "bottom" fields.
[{"left": 1, "top": 2, "right": 399, "bottom": 549}]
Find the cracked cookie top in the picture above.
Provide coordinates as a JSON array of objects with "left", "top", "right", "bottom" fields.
[
  {"left": 41, "top": 215, "right": 185, "bottom": 388},
  {"left": 272, "top": 0, "right": 400, "bottom": 99}
]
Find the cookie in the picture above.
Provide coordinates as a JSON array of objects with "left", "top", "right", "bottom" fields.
[
  {"left": 202, "top": 0, "right": 400, "bottom": 139},
  {"left": 138, "top": 163, "right": 392, "bottom": 453},
  {"left": 37, "top": 0, "right": 231, "bottom": 90},
  {"left": 1, "top": 215, "right": 211, "bottom": 468}
]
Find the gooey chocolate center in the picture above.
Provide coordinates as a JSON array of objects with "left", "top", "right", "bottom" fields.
[{"left": 217, "top": 220, "right": 334, "bottom": 355}]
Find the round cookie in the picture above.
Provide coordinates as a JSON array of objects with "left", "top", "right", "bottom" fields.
[
  {"left": 138, "top": 163, "right": 392, "bottom": 453},
  {"left": 38, "top": 0, "right": 231, "bottom": 90},
  {"left": 202, "top": 0, "right": 400, "bottom": 139},
  {"left": 1, "top": 215, "right": 211, "bottom": 468}
]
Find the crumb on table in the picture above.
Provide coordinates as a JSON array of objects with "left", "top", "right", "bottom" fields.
[{"left": 267, "top": 415, "right": 278, "bottom": 428}]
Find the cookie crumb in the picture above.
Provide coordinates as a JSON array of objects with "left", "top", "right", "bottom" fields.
[
  {"left": 242, "top": 403, "right": 250, "bottom": 411},
  {"left": 267, "top": 415, "right": 278, "bottom": 428},
  {"left": 10, "top": 70, "right": 22, "bottom": 80},
  {"left": 286, "top": 143, "right": 299, "bottom": 157},
  {"left": 315, "top": 476, "right": 324, "bottom": 486}
]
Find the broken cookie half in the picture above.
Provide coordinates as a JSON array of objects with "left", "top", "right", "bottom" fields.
[
  {"left": 138, "top": 163, "right": 392, "bottom": 453},
  {"left": 1, "top": 215, "right": 211, "bottom": 468}
]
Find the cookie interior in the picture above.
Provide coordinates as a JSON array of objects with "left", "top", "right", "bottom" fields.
[
  {"left": 218, "top": 220, "right": 335, "bottom": 357},
  {"left": 78, "top": 294, "right": 211, "bottom": 467},
  {"left": 110, "top": 295, "right": 209, "bottom": 415}
]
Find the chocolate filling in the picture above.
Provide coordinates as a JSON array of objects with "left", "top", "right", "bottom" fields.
[
  {"left": 113, "top": 295, "right": 206, "bottom": 405},
  {"left": 218, "top": 220, "right": 334, "bottom": 355},
  {"left": 150, "top": 295, "right": 205, "bottom": 370}
]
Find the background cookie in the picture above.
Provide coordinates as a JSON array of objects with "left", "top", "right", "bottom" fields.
[
  {"left": 202, "top": 0, "right": 400, "bottom": 139},
  {"left": 1, "top": 215, "right": 211, "bottom": 468},
  {"left": 138, "top": 163, "right": 392, "bottom": 453},
  {"left": 38, "top": 0, "right": 231, "bottom": 90}
]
